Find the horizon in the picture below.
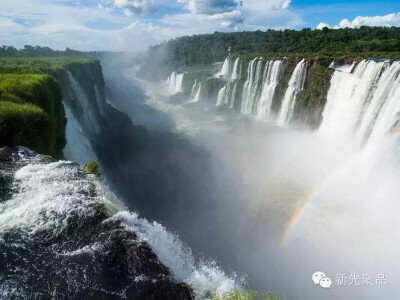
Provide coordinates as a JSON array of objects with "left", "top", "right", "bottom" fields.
[{"left": 1, "top": 0, "right": 400, "bottom": 52}]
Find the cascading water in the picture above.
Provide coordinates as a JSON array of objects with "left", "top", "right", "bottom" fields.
[
  {"left": 63, "top": 104, "right": 97, "bottom": 164},
  {"left": 356, "top": 61, "right": 400, "bottom": 144},
  {"left": 168, "top": 72, "right": 184, "bottom": 94},
  {"left": 231, "top": 57, "right": 241, "bottom": 81},
  {"left": 319, "top": 60, "right": 388, "bottom": 143},
  {"left": 255, "top": 60, "right": 283, "bottom": 119},
  {"left": 0, "top": 147, "right": 240, "bottom": 299},
  {"left": 277, "top": 59, "right": 308, "bottom": 126},
  {"left": 66, "top": 72, "right": 101, "bottom": 136},
  {"left": 216, "top": 57, "right": 241, "bottom": 108},
  {"left": 217, "top": 57, "right": 231, "bottom": 79},
  {"left": 328, "top": 60, "right": 356, "bottom": 73},
  {"left": 216, "top": 82, "right": 237, "bottom": 107},
  {"left": 366, "top": 64, "right": 400, "bottom": 147},
  {"left": 241, "top": 58, "right": 264, "bottom": 115},
  {"left": 188, "top": 80, "right": 202, "bottom": 103}
]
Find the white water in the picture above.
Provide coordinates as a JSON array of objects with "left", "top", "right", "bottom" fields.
[
  {"left": 67, "top": 72, "right": 101, "bottom": 136},
  {"left": 216, "top": 82, "right": 237, "bottom": 107},
  {"left": 168, "top": 72, "right": 184, "bottom": 94},
  {"left": 115, "top": 59, "right": 400, "bottom": 299},
  {"left": 0, "top": 151, "right": 240, "bottom": 299},
  {"left": 256, "top": 60, "right": 283, "bottom": 119},
  {"left": 357, "top": 61, "right": 400, "bottom": 145},
  {"left": 188, "top": 80, "right": 202, "bottom": 103},
  {"left": 319, "top": 60, "right": 389, "bottom": 144},
  {"left": 328, "top": 60, "right": 356, "bottom": 73},
  {"left": 241, "top": 58, "right": 264, "bottom": 115},
  {"left": 63, "top": 104, "right": 97, "bottom": 165},
  {"left": 231, "top": 57, "right": 241, "bottom": 81},
  {"left": 217, "top": 57, "right": 231, "bottom": 79},
  {"left": 277, "top": 59, "right": 308, "bottom": 126}
]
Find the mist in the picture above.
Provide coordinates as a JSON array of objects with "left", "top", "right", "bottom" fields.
[{"left": 93, "top": 54, "right": 400, "bottom": 300}]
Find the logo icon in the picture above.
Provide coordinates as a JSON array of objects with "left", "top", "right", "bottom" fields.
[{"left": 312, "top": 271, "right": 332, "bottom": 288}]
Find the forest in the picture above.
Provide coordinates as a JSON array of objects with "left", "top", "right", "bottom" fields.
[{"left": 140, "top": 26, "right": 400, "bottom": 74}]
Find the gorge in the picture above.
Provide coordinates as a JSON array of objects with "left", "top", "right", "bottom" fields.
[{"left": 1, "top": 28, "right": 400, "bottom": 299}]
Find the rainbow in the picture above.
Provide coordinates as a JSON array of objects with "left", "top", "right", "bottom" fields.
[
  {"left": 280, "top": 189, "right": 320, "bottom": 246},
  {"left": 281, "top": 130, "right": 400, "bottom": 246}
]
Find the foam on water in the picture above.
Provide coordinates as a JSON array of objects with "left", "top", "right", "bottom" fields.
[{"left": 0, "top": 150, "right": 240, "bottom": 299}]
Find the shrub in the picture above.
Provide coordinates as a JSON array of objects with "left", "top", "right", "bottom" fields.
[{"left": 85, "top": 161, "right": 100, "bottom": 176}]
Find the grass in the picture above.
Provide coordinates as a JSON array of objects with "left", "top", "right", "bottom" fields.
[
  {"left": 0, "top": 72, "right": 66, "bottom": 156},
  {"left": 0, "top": 101, "right": 55, "bottom": 155},
  {"left": 0, "top": 57, "right": 95, "bottom": 74},
  {"left": 211, "top": 287, "right": 284, "bottom": 300}
]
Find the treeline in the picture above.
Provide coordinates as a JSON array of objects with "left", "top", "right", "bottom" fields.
[
  {"left": 140, "top": 26, "right": 400, "bottom": 74},
  {"left": 0, "top": 45, "right": 88, "bottom": 57}
]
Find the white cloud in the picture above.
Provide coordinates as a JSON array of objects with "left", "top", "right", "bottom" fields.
[
  {"left": 0, "top": 0, "right": 303, "bottom": 51},
  {"left": 331, "top": 12, "right": 400, "bottom": 29},
  {"left": 209, "top": 10, "right": 243, "bottom": 27},
  {"left": 114, "top": 0, "right": 157, "bottom": 16},
  {"left": 178, "top": 0, "right": 240, "bottom": 15},
  {"left": 241, "top": 0, "right": 302, "bottom": 30},
  {"left": 316, "top": 22, "right": 330, "bottom": 30}
]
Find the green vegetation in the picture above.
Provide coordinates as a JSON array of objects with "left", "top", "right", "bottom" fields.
[
  {"left": 140, "top": 27, "right": 400, "bottom": 76},
  {"left": 0, "top": 57, "right": 95, "bottom": 73},
  {"left": 0, "top": 101, "right": 55, "bottom": 155},
  {"left": 0, "top": 55, "right": 96, "bottom": 156},
  {"left": 85, "top": 161, "right": 100, "bottom": 176},
  {"left": 0, "top": 45, "right": 94, "bottom": 58},
  {"left": 211, "top": 287, "right": 283, "bottom": 300},
  {"left": 0, "top": 72, "right": 65, "bottom": 155}
]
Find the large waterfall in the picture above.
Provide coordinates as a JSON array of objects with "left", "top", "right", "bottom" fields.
[
  {"left": 320, "top": 59, "right": 400, "bottom": 147},
  {"left": 256, "top": 60, "right": 283, "bottom": 119},
  {"left": 167, "top": 72, "right": 184, "bottom": 94},
  {"left": 277, "top": 59, "right": 308, "bottom": 126},
  {"left": 241, "top": 58, "right": 264, "bottom": 115},
  {"left": 231, "top": 57, "right": 241, "bottom": 81},
  {"left": 216, "top": 57, "right": 241, "bottom": 108},
  {"left": 188, "top": 80, "right": 202, "bottom": 103},
  {"left": 217, "top": 57, "right": 231, "bottom": 79}
]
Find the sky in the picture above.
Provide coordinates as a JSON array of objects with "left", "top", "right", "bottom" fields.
[{"left": 1, "top": 0, "right": 400, "bottom": 51}]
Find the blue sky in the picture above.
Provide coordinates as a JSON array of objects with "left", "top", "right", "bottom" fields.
[{"left": 1, "top": 0, "right": 400, "bottom": 51}]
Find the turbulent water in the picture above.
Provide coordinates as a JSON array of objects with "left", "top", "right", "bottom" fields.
[
  {"left": 277, "top": 59, "right": 308, "bottom": 125},
  {"left": 0, "top": 147, "right": 240, "bottom": 299},
  {"left": 132, "top": 56, "right": 400, "bottom": 299},
  {"left": 320, "top": 59, "right": 400, "bottom": 147},
  {"left": 168, "top": 72, "right": 185, "bottom": 95},
  {"left": 3, "top": 54, "right": 400, "bottom": 299}
]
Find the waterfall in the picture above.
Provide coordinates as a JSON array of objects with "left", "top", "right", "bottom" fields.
[
  {"left": 241, "top": 58, "right": 264, "bottom": 114},
  {"left": 231, "top": 57, "right": 241, "bottom": 81},
  {"left": 277, "top": 59, "right": 308, "bottom": 126},
  {"left": 366, "top": 64, "right": 400, "bottom": 147},
  {"left": 190, "top": 80, "right": 198, "bottom": 98},
  {"left": 63, "top": 104, "right": 97, "bottom": 164},
  {"left": 168, "top": 72, "right": 184, "bottom": 94},
  {"left": 216, "top": 86, "right": 227, "bottom": 107},
  {"left": 217, "top": 57, "right": 231, "bottom": 79},
  {"left": 216, "top": 82, "right": 237, "bottom": 107},
  {"left": 328, "top": 61, "right": 356, "bottom": 73},
  {"left": 255, "top": 60, "right": 283, "bottom": 119},
  {"left": 66, "top": 71, "right": 100, "bottom": 136},
  {"left": 188, "top": 80, "right": 202, "bottom": 103},
  {"left": 356, "top": 61, "right": 400, "bottom": 144},
  {"left": 0, "top": 148, "right": 239, "bottom": 299},
  {"left": 319, "top": 60, "right": 385, "bottom": 142}
]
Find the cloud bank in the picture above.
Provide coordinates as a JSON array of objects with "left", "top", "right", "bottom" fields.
[{"left": 317, "top": 12, "right": 400, "bottom": 29}]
